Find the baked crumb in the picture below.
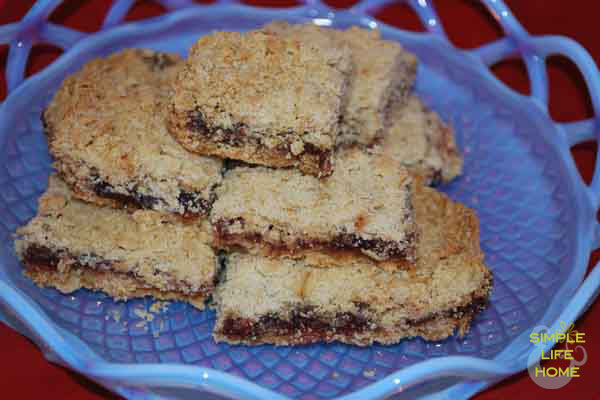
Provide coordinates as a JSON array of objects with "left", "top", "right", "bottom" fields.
[
  {"left": 149, "top": 301, "right": 170, "bottom": 314},
  {"left": 134, "top": 308, "right": 155, "bottom": 323}
]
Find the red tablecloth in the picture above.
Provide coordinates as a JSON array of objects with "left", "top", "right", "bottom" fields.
[{"left": 1, "top": 1, "right": 600, "bottom": 398}]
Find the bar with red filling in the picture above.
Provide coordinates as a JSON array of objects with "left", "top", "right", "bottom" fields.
[
  {"left": 168, "top": 30, "right": 352, "bottom": 177},
  {"left": 213, "top": 185, "right": 492, "bottom": 345},
  {"left": 210, "top": 147, "right": 418, "bottom": 267},
  {"left": 44, "top": 49, "right": 223, "bottom": 219},
  {"left": 15, "top": 175, "right": 217, "bottom": 309}
]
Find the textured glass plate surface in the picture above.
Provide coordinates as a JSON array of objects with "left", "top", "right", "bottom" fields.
[{"left": 1, "top": 1, "right": 600, "bottom": 399}]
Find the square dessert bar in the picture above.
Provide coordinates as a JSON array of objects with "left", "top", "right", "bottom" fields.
[
  {"left": 213, "top": 185, "right": 492, "bottom": 346},
  {"left": 264, "top": 22, "right": 418, "bottom": 145},
  {"left": 370, "top": 96, "right": 463, "bottom": 185},
  {"left": 44, "top": 49, "right": 223, "bottom": 218},
  {"left": 15, "top": 176, "right": 217, "bottom": 309},
  {"left": 168, "top": 31, "right": 351, "bottom": 177},
  {"left": 211, "top": 147, "right": 418, "bottom": 265}
]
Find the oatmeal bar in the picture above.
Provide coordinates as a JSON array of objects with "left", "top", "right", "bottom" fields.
[
  {"left": 44, "top": 49, "right": 223, "bottom": 218},
  {"left": 15, "top": 176, "right": 217, "bottom": 309},
  {"left": 211, "top": 147, "right": 417, "bottom": 264},
  {"left": 264, "top": 22, "right": 418, "bottom": 145},
  {"left": 168, "top": 30, "right": 351, "bottom": 177},
  {"left": 213, "top": 184, "right": 492, "bottom": 345},
  {"left": 370, "top": 96, "right": 463, "bottom": 185}
]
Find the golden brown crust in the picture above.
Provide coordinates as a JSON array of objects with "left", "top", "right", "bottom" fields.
[
  {"left": 371, "top": 96, "right": 463, "bottom": 185},
  {"left": 263, "top": 22, "right": 418, "bottom": 145},
  {"left": 168, "top": 30, "right": 351, "bottom": 176},
  {"left": 44, "top": 49, "right": 223, "bottom": 217}
]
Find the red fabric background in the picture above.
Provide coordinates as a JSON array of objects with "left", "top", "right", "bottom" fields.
[{"left": 1, "top": 1, "right": 600, "bottom": 398}]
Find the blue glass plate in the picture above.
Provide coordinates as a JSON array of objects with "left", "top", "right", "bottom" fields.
[{"left": 1, "top": 1, "right": 600, "bottom": 399}]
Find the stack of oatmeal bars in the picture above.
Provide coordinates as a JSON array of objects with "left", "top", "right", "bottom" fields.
[{"left": 15, "top": 23, "right": 491, "bottom": 346}]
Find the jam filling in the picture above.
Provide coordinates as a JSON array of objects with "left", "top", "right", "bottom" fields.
[
  {"left": 93, "top": 179, "right": 159, "bottom": 209},
  {"left": 23, "top": 244, "right": 61, "bottom": 268},
  {"left": 23, "top": 244, "right": 112, "bottom": 270},
  {"left": 91, "top": 175, "right": 210, "bottom": 217},
  {"left": 220, "top": 298, "right": 489, "bottom": 341},
  {"left": 295, "top": 142, "right": 332, "bottom": 172},
  {"left": 177, "top": 191, "right": 216, "bottom": 216},
  {"left": 221, "top": 306, "right": 371, "bottom": 342},
  {"left": 214, "top": 218, "right": 416, "bottom": 261},
  {"left": 186, "top": 109, "right": 246, "bottom": 146},
  {"left": 330, "top": 232, "right": 416, "bottom": 260},
  {"left": 185, "top": 109, "right": 332, "bottom": 171},
  {"left": 22, "top": 245, "right": 212, "bottom": 296}
]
